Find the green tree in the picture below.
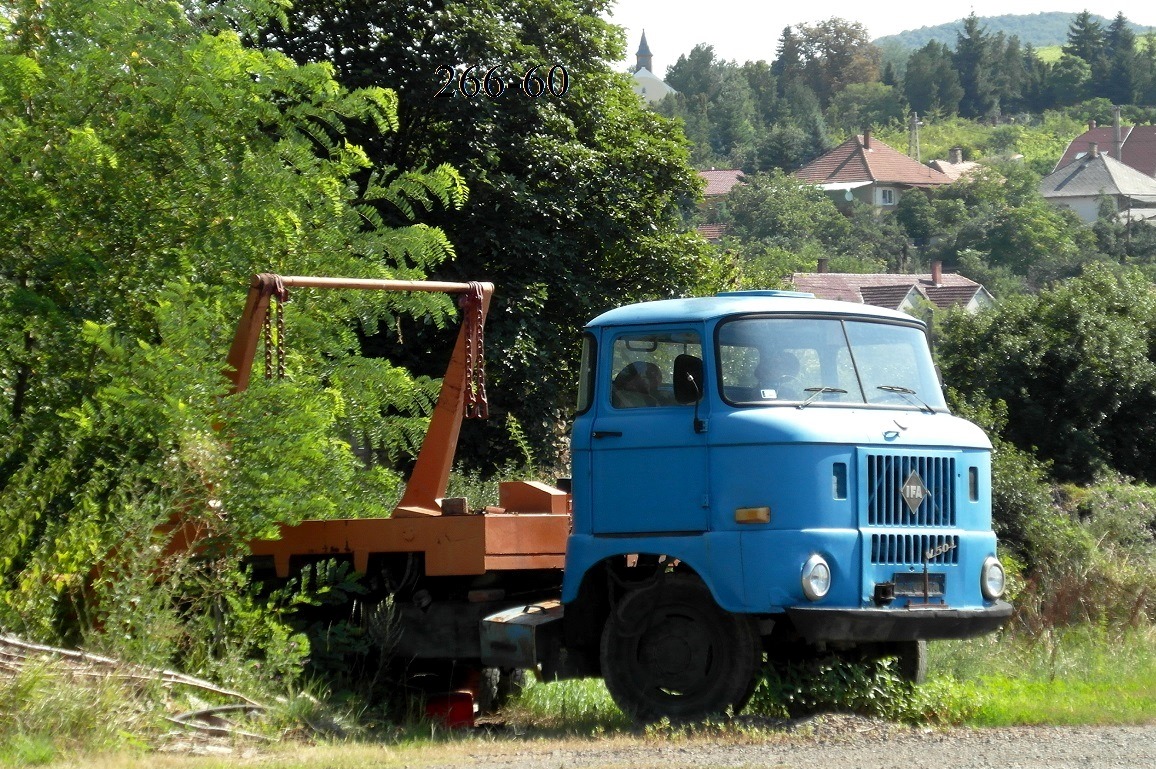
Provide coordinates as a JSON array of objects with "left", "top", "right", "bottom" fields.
[
  {"left": 665, "top": 43, "right": 723, "bottom": 97},
  {"left": 258, "top": 0, "right": 725, "bottom": 467},
  {"left": 722, "top": 170, "right": 848, "bottom": 249},
  {"left": 954, "top": 14, "right": 997, "bottom": 118},
  {"left": 1138, "top": 32, "right": 1156, "bottom": 104},
  {"left": 771, "top": 26, "right": 806, "bottom": 95},
  {"left": 794, "top": 18, "right": 882, "bottom": 108},
  {"left": 989, "top": 33, "right": 1028, "bottom": 113},
  {"left": 935, "top": 163, "right": 1096, "bottom": 284},
  {"left": 1048, "top": 54, "right": 1093, "bottom": 107},
  {"left": 1104, "top": 13, "right": 1138, "bottom": 105},
  {"left": 824, "top": 82, "right": 905, "bottom": 134},
  {"left": 1017, "top": 43, "right": 1052, "bottom": 113},
  {"left": 903, "top": 41, "right": 963, "bottom": 117},
  {"left": 0, "top": 0, "right": 464, "bottom": 664},
  {"left": 740, "top": 60, "right": 780, "bottom": 130},
  {"left": 719, "top": 171, "right": 893, "bottom": 282},
  {"left": 1063, "top": 11, "right": 1107, "bottom": 69},
  {"left": 939, "top": 266, "right": 1156, "bottom": 485},
  {"left": 896, "top": 189, "right": 937, "bottom": 244},
  {"left": 755, "top": 124, "right": 813, "bottom": 172}
]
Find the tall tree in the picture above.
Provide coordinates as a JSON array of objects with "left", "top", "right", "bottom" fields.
[
  {"left": 1064, "top": 10, "right": 1111, "bottom": 96},
  {"left": 1138, "top": 32, "right": 1156, "bottom": 105},
  {"left": 1063, "top": 10, "right": 1106, "bottom": 63},
  {"left": 665, "top": 44, "right": 722, "bottom": 97},
  {"left": 824, "top": 82, "right": 905, "bottom": 135},
  {"left": 794, "top": 18, "right": 882, "bottom": 107},
  {"left": 771, "top": 26, "right": 806, "bottom": 96},
  {"left": 257, "top": 0, "right": 724, "bottom": 465},
  {"left": 740, "top": 60, "right": 780, "bottom": 128},
  {"left": 1018, "top": 43, "right": 1051, "bottom": 112},
  {"left": 990, "top": 33, "right": 1027, "bottom": 113},
  {"left": 1104, "top": 13, "right": 1138, "bottom": 104},
  {"left": 904, "top": 41, "right": 964, "bottom": 116},
  {"left": 954, "top": 14, "right": 997, "bottom": 118}
]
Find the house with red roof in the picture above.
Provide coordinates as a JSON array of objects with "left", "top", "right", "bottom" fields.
[
  {"left": 1055, "top": 117, "right": 1156, "bottom": 179},
  {"left": 791, "top": 260, "right": 994, "bottom": 314},
  {"left": 1040, "top": 142, "right": 1156, "bottom": 223},
  {"left": 699, "top": 168, "right": 744, "bottom": 197},
  {"left": 694, "top": 169, "right": 745, "bottom": 241},
  {"left": 794, "top": 132, "right": 953, "bottom": 211}
]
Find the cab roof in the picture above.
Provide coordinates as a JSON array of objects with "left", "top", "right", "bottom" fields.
[{"left": 585, "top": 291, "right": 921, "bottom": 329}]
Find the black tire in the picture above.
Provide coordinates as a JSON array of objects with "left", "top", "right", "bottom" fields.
[
  {"left": 600, "top": 573, "right": 763, "bottom": 723},
  {"left": 895, "top": 639, "right": 928, "bottom": 684},
  {"left": 477, "top": 667, "right": 527, "bottom": 714}
]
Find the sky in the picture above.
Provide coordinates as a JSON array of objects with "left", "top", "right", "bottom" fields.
[{"left": 606, "top": 1, "right": 1156, "bottom": 72}]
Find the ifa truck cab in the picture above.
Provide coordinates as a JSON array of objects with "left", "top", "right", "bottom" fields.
[{"left": 559, "top": 290, "right": 1012, "bottom": 721}]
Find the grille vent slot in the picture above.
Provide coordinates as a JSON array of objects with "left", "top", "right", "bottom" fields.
[
  {"left": 867, "top": 454, "right": 956, "bottom": 526},
  {"left": 871, "top": 534, "right": 960, "bottom": 565}
]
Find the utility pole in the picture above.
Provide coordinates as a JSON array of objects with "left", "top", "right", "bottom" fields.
[{"left": 909, "top": 112, "right": 924, "bottom": 162}]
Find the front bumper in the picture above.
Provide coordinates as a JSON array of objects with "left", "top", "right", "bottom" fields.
[{"left": 787, "top": 600, "right": 1013, "bottom": 642}]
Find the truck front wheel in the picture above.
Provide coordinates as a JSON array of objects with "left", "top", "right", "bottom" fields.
[{"left": 600, "top": 573, "right": 762, "bottom": 723}]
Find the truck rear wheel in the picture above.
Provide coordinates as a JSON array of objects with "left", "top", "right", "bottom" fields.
[{"left": 600, "top": 573, "right": 762, "bottom": 723}]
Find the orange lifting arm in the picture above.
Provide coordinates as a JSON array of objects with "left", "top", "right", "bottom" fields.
[{"left": 224, "top": 273, "right": 494, "bottom": 518}]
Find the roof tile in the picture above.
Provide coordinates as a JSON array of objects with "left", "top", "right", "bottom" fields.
[
  {"left": 699, "top": 169, "right": 744, "bottom": 196},
  {"left": 795, "top": 134, "right": 952, "bottom": 188}
]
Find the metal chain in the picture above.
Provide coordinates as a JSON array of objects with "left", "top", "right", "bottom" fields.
[
  {"left": 262, "top": 274, "right": 289, "bottom": 381},
  {"left": 263, "top": 302, "right": 273, "bottom": 380},
  {"left": 460, "top": 282, "right": 488, "bottom": 418},
  {"left": 276, "top": 296, "right": 286, "bottom": 379}
]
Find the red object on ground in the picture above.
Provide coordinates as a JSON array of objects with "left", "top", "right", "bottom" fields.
[{"left": 425, "top": 691, "right": 475, "bottom": 728}]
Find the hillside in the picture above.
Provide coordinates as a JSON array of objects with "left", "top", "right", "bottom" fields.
[{"left": 874, "top": 11, "right": 1154, "bottom": 50}]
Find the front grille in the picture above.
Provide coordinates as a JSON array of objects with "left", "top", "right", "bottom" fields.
[
  {"left": 871, "top": 533, "right": 960, "bottom": 565},
  {"left": 866, "top": 454, "right": 956, "bottom": 526}
]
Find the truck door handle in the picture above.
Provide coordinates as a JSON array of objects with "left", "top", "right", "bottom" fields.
[{"left": 592, "top": 430, "right": 623, "bottom": 439}]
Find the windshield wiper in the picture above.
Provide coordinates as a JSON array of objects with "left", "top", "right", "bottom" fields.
[
  {"left": 797, "top": 386, "right": 847, "bottom": 409},
  {"left": 876, "top": 385, "right": 935, "bottom": 414}
]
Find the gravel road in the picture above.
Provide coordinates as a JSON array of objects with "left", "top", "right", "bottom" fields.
[{"left": 421, "top": 716, "right": 1156, "bottom": 769}]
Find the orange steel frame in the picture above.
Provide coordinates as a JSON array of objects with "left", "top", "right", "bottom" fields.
[{"left": 221, "top": 274, "right": 569, "bottom": 578}]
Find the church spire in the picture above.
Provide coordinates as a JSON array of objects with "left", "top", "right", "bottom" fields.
[{"left": 635, "top": 30, "right": 653, "bottom": 73}]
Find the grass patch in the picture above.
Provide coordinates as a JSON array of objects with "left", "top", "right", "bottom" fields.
[
  {"left": 499, "top": 678, "right": 631, "bottom": 733},
  {"left": 0, "top": 659, "right": 158, "bottom": 765},
  {"left": 929, "top": 626, "right": 1156, "bottom": 725}
]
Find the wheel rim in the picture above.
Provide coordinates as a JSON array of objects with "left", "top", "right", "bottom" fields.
[
  {"left": 635, "top": 610, "right": 714, "bottom": 695},
  {"left": 601, "top": 575, "right": 762, "bottom": 721}
]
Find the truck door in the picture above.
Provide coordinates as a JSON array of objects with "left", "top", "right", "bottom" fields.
[{"left": 585, "top": 329, "right": 710, "bottom": 535}]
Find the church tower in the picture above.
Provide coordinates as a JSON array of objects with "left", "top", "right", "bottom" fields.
[{"left": 635, "top": 30, "right": 653, "bottom": 73}]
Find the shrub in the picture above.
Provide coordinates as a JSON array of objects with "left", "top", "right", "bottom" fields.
[{"left": 748, "top": 656, "right": 982, "bottom": 724}]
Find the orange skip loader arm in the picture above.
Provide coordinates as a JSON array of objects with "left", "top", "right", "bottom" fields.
[{"left": 223, "top": 273, "right": 494, "bottom": 518}]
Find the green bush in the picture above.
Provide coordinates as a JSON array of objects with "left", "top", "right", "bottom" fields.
[{"left": 748, "top": 656, "right": 982, "bottom": 724}]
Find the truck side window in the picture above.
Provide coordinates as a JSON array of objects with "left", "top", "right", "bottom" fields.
[
  {"left": 609, "top": 331, "right": 701, "bottom": 409},
  {"left": 576, "top": 334, "right": 596, "bottom": 414}
]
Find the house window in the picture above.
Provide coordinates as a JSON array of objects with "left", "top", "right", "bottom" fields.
[{"left": 880, "top": 188, "right": 895, "bottom": 206}]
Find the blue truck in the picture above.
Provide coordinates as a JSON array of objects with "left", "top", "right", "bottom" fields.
[
  {"left": 484, "top": 289, "right": 1010, "bottom": 722},
  {"left": 232, "top": 276, "right": 1010, "bottom": 724}
]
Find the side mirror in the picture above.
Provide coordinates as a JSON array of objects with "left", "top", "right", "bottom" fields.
[{"left": 673, "top": 354, "right": 704, "bottom": 404}]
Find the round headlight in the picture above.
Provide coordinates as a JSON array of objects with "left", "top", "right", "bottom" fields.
[
  {"left": 801, "top": 553, "right": 831, "bottom": 601},
  {"left": 981, "top": 556, "right": 1005, "bottom": 600}
]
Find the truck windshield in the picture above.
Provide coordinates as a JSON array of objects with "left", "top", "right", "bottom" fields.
[{"left": 717, "top": 316, "right": 947, "bottom": 410}]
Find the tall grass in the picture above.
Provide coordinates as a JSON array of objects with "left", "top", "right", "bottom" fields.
[
  {"left": 0, "top": 660, "right": 159, "bottom": 765},
  {"left": 499, "top": 678, "right": 631, "bottom": 733}
]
